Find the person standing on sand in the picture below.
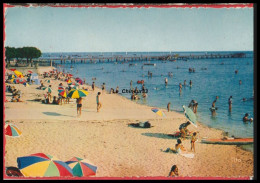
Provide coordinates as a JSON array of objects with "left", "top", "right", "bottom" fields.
[
  {"left": 191, "top": 132, "right": 198, "bottom": 152},
  {"left": 167, "top": 102, "right": 171, "bottom": 112},
  {"left": 96, "top": 92, "right": 102, "bottom": 112},
  {"left": 76, "top": 97, "right": 83, "bottom": 116},
  {"left": 228, "top": 96, "right": 232, "bottom": 111},
  {"left": 92, "top": 82, "right": 95, "bottom": 91}
]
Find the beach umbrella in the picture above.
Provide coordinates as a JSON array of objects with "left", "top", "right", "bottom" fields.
[
  {"left": 23, "top": 82, "right": 30, "bottom": 87},
  {"left": 5, "top": 123, "right": 22, "bottom": 137},
  {"left": 10, "top": 78, "right": 16, "bottom": 84},
  {"left": 75, "top": 77, "right": 80, "bottom": 81},
  {"left": 9, "top": 74, "right": 17, "bottom": 79},
  {"left": 43, "top": 87, "right": 53, "bottom": 93},
  {"left": 28, "top": 70, "right": 33, "bottom": 73},
  {"left": 67, "top": 89, "right": 89, "bottom": 99},
  {"left": 13, "top": 70, "right": 24, "bottom": 78},
  {"left": 17, "top": 153, "right": 73, "bottom": 177},
  {"left": 183, "top": 105, "right": 197, "bottom": 128},
  {"left": 66, "top": 79, "right": 72, "bottom": 83},
  {"left": 58, "top": 90, "right": 67, "bottom": 98},
  {"left": 151, "top": 108, "right": 166, "bottom": 117},
  {"left": 67, "top": 74, "right": 73, "bottom": 77},
  {"left": 65, "top": 157, "right": 97, "bottom": 177},
  {"left": 76, "top": 79, "right": 83, "bottom": 85},
  {"left": 68, "top": 82, "right": 78, "bottom": 86},
  {"left": 10, "top": 69, "right": 16, "bottom": 71}
]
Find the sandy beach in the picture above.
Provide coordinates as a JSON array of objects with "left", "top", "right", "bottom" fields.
[{"left": 4, "top": 66, "right": 253, "bottom": 178}]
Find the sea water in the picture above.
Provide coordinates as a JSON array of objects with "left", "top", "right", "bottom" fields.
[{"left": 42, "top": 51, "right": 254, "bottom": 142}]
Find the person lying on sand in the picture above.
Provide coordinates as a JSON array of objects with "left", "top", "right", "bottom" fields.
[{"left": 128, "top": 121, "right": 151, "bottom": 128}]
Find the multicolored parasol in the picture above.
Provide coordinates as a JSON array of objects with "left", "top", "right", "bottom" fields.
[
  {"left": 151, "top": 108, "right": 166, "bottom": 117},
  {"left": 17, "top": 153, "right": 73, "bottom": 177},
  {"left": 5, "top": 123, "right": 22, "bottom": 137},
  {"left": 67, "top": 89, "right": 88, "bottom": 99},
  {"left": 65, "top": 157, "right": 97, "bottom": 177}
]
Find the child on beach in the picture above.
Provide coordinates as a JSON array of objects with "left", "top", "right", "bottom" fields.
[
  {"left": 168, "top": 165, "right": 179, "bottom": 177},
  {"left": 96, "top": 92, "right": 102, "bottom": 112},
  {"left": 76, "top": 97, "right": 83, "bottom": 116},
  {"left": 191, "top": 132, "right": 198, "bottom": 152}
]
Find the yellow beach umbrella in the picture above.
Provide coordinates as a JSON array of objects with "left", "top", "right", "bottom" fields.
[
  {"left": 14, "top": 70, "right": 24, "bottom": 78},
  {"left": 67, "top": 89, "right": 88, "bottom": 99}
]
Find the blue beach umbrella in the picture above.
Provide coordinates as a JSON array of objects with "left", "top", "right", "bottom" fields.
[{"left": 183, "top": 105, "right": 197, "bottom": 127}]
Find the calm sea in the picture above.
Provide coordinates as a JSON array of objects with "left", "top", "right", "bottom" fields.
[{"left": 42, "top": 51, "right": 254, "bottom": 142}]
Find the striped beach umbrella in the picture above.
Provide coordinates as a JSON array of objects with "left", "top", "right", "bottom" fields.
[
  {"left": 10, "top": 78, "right": 16, "bottom": 84},
  {"left": 23, "top": 82, "right": 30, "bottom": 87},
  {"left": 13, "top": 70, "right": 24, "bottom": 78},
  {"left": 58, "top": 90, "right": 67, "bottom": 98},
  {"left": 17, "top": 153, "right": 73, "bottom": 177},
  {"left": 76, "top": 79, "right": 83, "bottom": 85},
  {"left": 5, "top": 123, "right": 22, "bottom": 137},
  {"left": 65, "top": 157, "right": 97, "bottom": 177},
  {"left": 151, "top": 108, "right": 166, "bottom": 117},
  {"left": 67, "top": 89, "right": 88, "bottom": 99},
  {"left": 66, "top": 79, "right": 72, "bottom": 83},
  {"left": 183, "top": 105, "right": 197, "bottom": 128}
]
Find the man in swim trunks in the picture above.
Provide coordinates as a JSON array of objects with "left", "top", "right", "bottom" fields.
[
  {"left": 97, "top": 92, "right": 102, "bottom": 112},
  {"left": 76, "top": 97, "right": 83, "bottom": 116}
]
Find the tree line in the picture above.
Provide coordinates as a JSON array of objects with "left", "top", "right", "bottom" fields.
[{"left": 5, "top": 46, "right": 42, "bottom": 64}]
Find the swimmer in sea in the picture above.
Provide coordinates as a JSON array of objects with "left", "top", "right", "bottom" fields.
[
  {"left": 189, "top": 80, "right": 192, "bottom": 87},
  {"left": 243, "top": 113, "right": 253, "bottom": 123},
  {"left": 228, "top": 96, "right": 232, "bottom": 112}
]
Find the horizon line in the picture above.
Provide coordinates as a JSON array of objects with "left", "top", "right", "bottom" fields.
[{"left": 40, "top": 50, "right": 253, "bottom": 53}]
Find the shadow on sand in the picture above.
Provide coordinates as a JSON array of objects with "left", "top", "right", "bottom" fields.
[
  {"left": 42, "top": 112, "right": 73, "bottom": 117},
  {"left": 141, "top": 133, "right": 178, "bottom": 140}
]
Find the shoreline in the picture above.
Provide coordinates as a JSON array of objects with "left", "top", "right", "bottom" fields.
[{"left": 4, "top": 66, "right": 253, "bottom": 178}]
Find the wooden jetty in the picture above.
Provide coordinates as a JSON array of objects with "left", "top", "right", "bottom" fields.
[{"left": 18, "top": 52, "right": 247, "bottom": 66}]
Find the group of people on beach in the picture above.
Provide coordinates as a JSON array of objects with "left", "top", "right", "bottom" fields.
[{"left": 5, "top": 85, "right": 23, "bottom": 102}]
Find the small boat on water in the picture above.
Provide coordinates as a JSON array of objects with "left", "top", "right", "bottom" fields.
[
  {"left": 129, "top": 63, "right": 137, "bottom": 66},
  {"left": 201, "top": 138, "right": 253, "bottom": 145},
  {"left": 143, "top": 63, "right": 156, "bottom": 66},
  {"left": 169, "top": 59, "right": 176, "bottom": 62}
]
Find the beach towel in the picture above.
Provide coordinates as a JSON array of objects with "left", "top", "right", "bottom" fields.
[{"left": 180, "top": 153, "right": 194, "bottom": 158}]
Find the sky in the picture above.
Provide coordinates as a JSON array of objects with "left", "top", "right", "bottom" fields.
[{"left": 4, "top": 5, "right": 254, "bottom": 52}]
